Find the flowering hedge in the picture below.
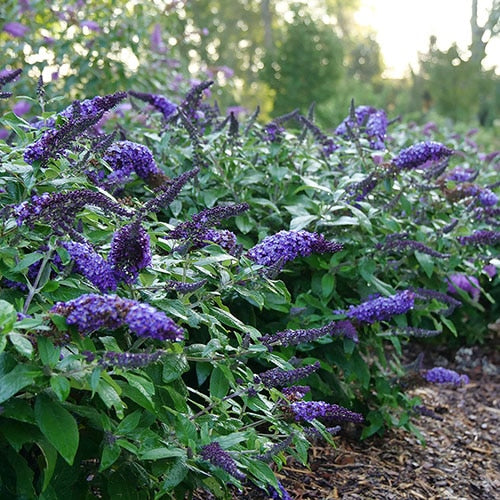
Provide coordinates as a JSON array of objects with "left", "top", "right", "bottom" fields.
[{"left": 0, "top": 70, "right": 498, "bottom": 498}]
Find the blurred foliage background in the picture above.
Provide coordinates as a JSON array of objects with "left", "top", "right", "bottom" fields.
[{"left": 1, "top": 0, "right": 499, "bottom": 132}]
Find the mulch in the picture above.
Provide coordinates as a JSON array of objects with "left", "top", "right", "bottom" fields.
[{"left": 194, "top": 329, "right": 500, "bottom": 500}]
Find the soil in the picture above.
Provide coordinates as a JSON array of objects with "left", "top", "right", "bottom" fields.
[{"left": 194, "top": 329, "right": 500, "bottom": 500}]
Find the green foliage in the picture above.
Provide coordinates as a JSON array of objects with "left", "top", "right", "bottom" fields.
[{"left": 0, "top": 65, "right": 498, "bottom": 500}]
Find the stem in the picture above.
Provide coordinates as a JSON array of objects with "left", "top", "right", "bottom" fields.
[{"left": 23, "top": 247, "right": 55, "bottom": 315}]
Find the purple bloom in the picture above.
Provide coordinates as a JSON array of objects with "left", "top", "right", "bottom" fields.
[
  {"left": 12, "top": 100, "right": 31, "bottom": 116},
  {"left": 336, "top": 105, "right": 387, "bottom": 149},
  {"left": 108, "top": 222, "right": 152, "bottom": 284},
  {"left": 80, "top": 20, "right": 100, "bottom": 32},
  {"left": 447, "top": 273, "right": 480, "bottom": 301},
  {"left": 263, "top": 122, "right": 285, "bottom": 143},
  {"left": 457, "top": 230, "right": 500, "bottom": 246},
  {"left": 445, "top": 167, "right": 477, "bottom": 183},
  {"left": 3, "top": 22, "right": 29, "bottom": 37},
  {"left": 267, "top": 481, "right": 292, "bottom": 500},
  {"left": 62, "top": 241, "right": 117, "bottom": 292},
  {"left": 142, "top": 167, "right": 199, "bottom": 215},
  {"left": 150, "top": 23, "right": 167, "bottom": 53},
  {"left": 424, "top": 367, "right": 469, "bottom": 385},
  {"left": 290, "top": 401, "right": 364, "bottom": 424},
  {"left": 414, "top": 288, "right": 462, "bottom": 316},
  {"left": 200, "top": 442, "right": 246, "bottom": 481},
  {"left": 129, "top": 91, "right": 178, "bottom": 120},
  {"left": 15, "top": 189, "right": 134, "bottom": 236},
  {"left": 124, "top": 302, "right": 184, "bottom": 341},
  {"left": 281, "top": 385, "right": 311, "bottom": 400},
  {"left": 394, "top": 141, "right": 453, "bottom": 170},
  {"left": 165, "top": 279, "right": 207, "bottom": 294},
  {"left": 103, "top": 140, "right": 163, "bottom": 184},
  {"left": 51, "top": 294, "right": 129, "bottom": 334},
  {"left": 378, "top": 234, "right": 450, "bottom": 258},
  {"left": 247, "top": 230, "right": 343, "bottom": 268},
  {"left": 168, "top": 203, "right": 248, "bottom": 253},
  {"left": 478, "top": 189, "right": 498, "bottom": 207},
  {"left": 50, "top": 294, "right": 183, "bottom": 341},
  {"left": 340, "top": 290, "right": 415, "bottom": 324},
  {"left": 96, "top": 350, "right": 165, "bottom": 369},
  {"left": 260, "top": 320, "right": 358, "bottom": 349},
  {"left": 257, "top": 362, "right": 320, "bottom": 388}
]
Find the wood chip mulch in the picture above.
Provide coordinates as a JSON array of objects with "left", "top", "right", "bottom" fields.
[{"left": 194, "top": 339, "right": 499, "bottom": 500}]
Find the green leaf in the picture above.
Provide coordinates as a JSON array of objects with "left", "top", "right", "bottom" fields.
[
  {"left": 35, "top": 393, "right": 79, "bottom": 465},
  {"left": 0, "top": 364, "right": 39, "bottom": 404},
  {"left": 50, "top": 375, "right": 71, "bottom": 402},
  {"left": 162, "top": 353, "right": 189, "bottom": 383},
  {"left": 8, "top": 333, "right": 34, "bottom": 358},
  {"left": 37, "top": 439, "right": 58, "bottom": 492},
  {"left": 140, "top": 448, "right": 186, "bottom": 460},
  {"left": 97, "top": 380, "right": 125, "bottom": 418},
  {"left": 11, "top": 253, "right": 43, "bottom": 273},
  {"left": 321, "top": 273, "right": 335, "bottom": 298},
  {"left": 116, "top": 410, "right": 142, "bottom": 435},
  {"left": 246, "top": 460, "right": 278, "bottom": 490},
  {"left": 161, "top": 457, "right": 188, "bottom": 490},
  {"left": 99, "top": 442, "right": 121, "bottom": 472},
  {"left": 0, "top": 300, "right": 16, "bottom": 334},
  {"left": 37, "top": 337, "right": 61, "bottom": 368},
  {"left": 209, "top": 367, "right": 230, "bottom": 399},
  {"left": 414, "top": 251, "right": 434, "bottom": 278}
]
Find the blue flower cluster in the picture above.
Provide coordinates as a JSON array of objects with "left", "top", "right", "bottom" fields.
[
  {"left": 457, "top": 229, "right": 500, "bottom": 246},
  {"left": 394, "top": 141, "right": 453, "bottom": 170},
  {"left": 260, "top": 319, "right": 358, "bottom": 349},
  {"left": 87, "top": 350, "right": 166, "bottom": 369},
  {"left": 257, "top": 362, "right": 320, "bottom": 388},
  {"left": 424, "top": 367, "right": 469, "bottom": 385},
  {"left": 129, "top": 90, "right": 178, "bottom": 120},
  {"left": 103, "top": 140, "right": 164, "bottom": 184},
  {"left": 62, "top": 241, "right": 117, "bottom": 292},
  {"left": 447, "top": 273, "right": 480, "bottom": 301},
  {"left": 108, "top": 222, "right": 152, "bottom": 284},
  {"left": 50, "top": 293, "right": 184, "bottom": 341},
  {"left": 290, "top": 401, "right": 364, "bottom": 423},
  {"left": 336, "top": 105, "right": 388, "bottom": 150},
  {"left": 200, "top": 442, "right": 246, "bottom": 481},
  {"left": 340, "top": 290, "right": 415, "bottom": 324},
  {"left": 247, "top": 230, "right": 343, "bottom": 267},
  {"left": 24, "top": 92, "right": 126, "bottom": 164}
]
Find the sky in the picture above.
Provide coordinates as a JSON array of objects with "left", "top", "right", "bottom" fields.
[{"left": 355, "top": 0, "right": 500, "bottom": 78}]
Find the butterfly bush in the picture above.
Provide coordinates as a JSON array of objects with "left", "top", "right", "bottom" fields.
[
  {"left": 247, "top": 230, "right": 343, "bottom": 267},
  {"left": 338, "top": 290, "right": 415, "bottom": 324},
  {"left": 424, "top": 367, "right": 470, "bottom": 385},
  {"left": 2, "top": 70, "right": 498, "bottom": 499}
]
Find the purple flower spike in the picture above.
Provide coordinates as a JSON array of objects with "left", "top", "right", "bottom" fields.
[
  {"left": 341, "top": 290, "right": 415, "bottom": 324},
  {"left": 125, "top": 302, "right": 184, "bottom": 341},
  {"left": 129, "top": 91, "right": 177, "bottom": 120},
  {"left": 394, "top": 141, "right": 453, "bottom": 170},
  {"left": 50, "top": 294, "right": 183, "bottom": 341},
  {"left": 200, "top": 442, "right": 246, "bottom": 481},
  {"left": 290, "top": 401, "right": 364, "bottom": 424},
  {"left": 267, "top": 481, "right": 292, "bottom": 500},
  {"left": 447, "top": 273, "right": 480, "bottom": 301},
  {"left": 103, "top": 140, "right": 163, "bottom": 183},
  {"left": 257, "top": 362, "right": 320, "bottom": 388},
  {"left": 424, "top": 367, "right": 469, "bottom": 386},
  {"left": 62, "top": 241, "right": 117, "bottom": 292},
  {"left": 457, "top": 230, "right": 500, "bottom": 246},
  {"left": 108, "top": 222, "right": 152, "bottom": 284},
  {"left": 3, "top": 22, "right": 29, "bottom": 37},
  {"left": 50, "top": 294, "right": 129, "bottom": 334},
  {"left": 247, "top": 230, "right": 343, "bottom": 267},
  {"left": 96, "top": 350, "right": 165, "bottom": 369}
]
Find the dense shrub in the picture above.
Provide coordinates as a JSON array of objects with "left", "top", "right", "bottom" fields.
[{"left": 0, "top": 71, "right": 498, "bottom": 498}]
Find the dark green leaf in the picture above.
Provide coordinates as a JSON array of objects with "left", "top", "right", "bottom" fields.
[{"left": 35, "top": 393, "right": 79, "bottom": 465}]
